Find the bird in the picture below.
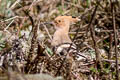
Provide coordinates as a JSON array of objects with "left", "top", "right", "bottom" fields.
[
  {"left": 50, "top": 16, "right": 90, "bottom": 80},
  {"left": 51, "top": 16, "right": 79, "bottom": 46},
  {"left": 51, "top": 16, "right": 87, "bottom": 60}
]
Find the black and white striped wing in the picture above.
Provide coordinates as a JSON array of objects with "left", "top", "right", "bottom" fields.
[{"left": 53, "top": 43, "right": 87, "bottom": 61}]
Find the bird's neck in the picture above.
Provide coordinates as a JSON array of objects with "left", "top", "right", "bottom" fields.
[
  {"left": 51, "top": 27, "right": 72, "bottom": 46},
  {"left": 57, "top": 28, "right": 69, "bottom": 34},
  {"left": 58, "top": 24, "right": 70, "bottom": 33}
]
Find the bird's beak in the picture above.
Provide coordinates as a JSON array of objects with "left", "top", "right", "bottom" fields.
[
  {"left": 44, "top": 21, "right": 57, "bottom": 29},
  {"left": 49, "top": 21, "right": 56, "bottom": 27},
  {"left": 44, "top": 21, "right": 54, "bottom": 25}
]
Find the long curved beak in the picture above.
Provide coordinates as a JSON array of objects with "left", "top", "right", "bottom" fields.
[{"left": 44, "top": 21, "right": 54, "bottom": 25}]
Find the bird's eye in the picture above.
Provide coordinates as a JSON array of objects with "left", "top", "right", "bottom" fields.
[{"left": 58, "top": 20, "right": 61, "bottom": 22}]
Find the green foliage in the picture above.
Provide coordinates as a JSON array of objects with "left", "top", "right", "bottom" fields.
[
  {"left": 58, "top": 6, "right": 64, "bottom": 15},
  {"left": 0, "top": 0, "right": 6, "bottom": 14},
  {"left": 72, "top": 0, "right": 78, "bottom": 4},
  {"left": 46, "top": 47, "right": 53, "bottom": 55},
  {"left": 87, "top": 0, "right": 91, "bottom": 7},
  {"left": 0, "top": 0, "right": 16, "bottom": 17},
  {"left": 90, "top": 67, "right": 98, "bottom": 73},
  {"left": 103, "top": 39, "right": 109, "bottom": 45},
  {"left": 90, "top": 62, "right": 111, "bottom": 75},
  {"left": 103, "top": 68, "right": 110, "bottom": 74}
]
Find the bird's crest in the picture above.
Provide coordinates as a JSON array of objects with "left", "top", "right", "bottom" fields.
[{"left": 54, "top": 16, "right": 80, "bottom": 29}]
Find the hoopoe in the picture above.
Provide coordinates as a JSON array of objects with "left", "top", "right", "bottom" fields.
[
  {"left": 51, "top": 16, "right": 89, "bottom": 80},
  {"left": 51, "top": 16, "right": 79, "bottom": 46},
  {"left": 51, "top": 16, "right": 87, "bottom": 60}
]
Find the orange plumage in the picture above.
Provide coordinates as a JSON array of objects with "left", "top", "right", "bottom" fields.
[{"left": 51, "top": 16, "right": 80, "bottom": 46}]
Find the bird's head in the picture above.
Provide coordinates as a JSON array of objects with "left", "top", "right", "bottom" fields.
[{"left": 53, "top": 16, "right": 80, "bottom": 30}]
